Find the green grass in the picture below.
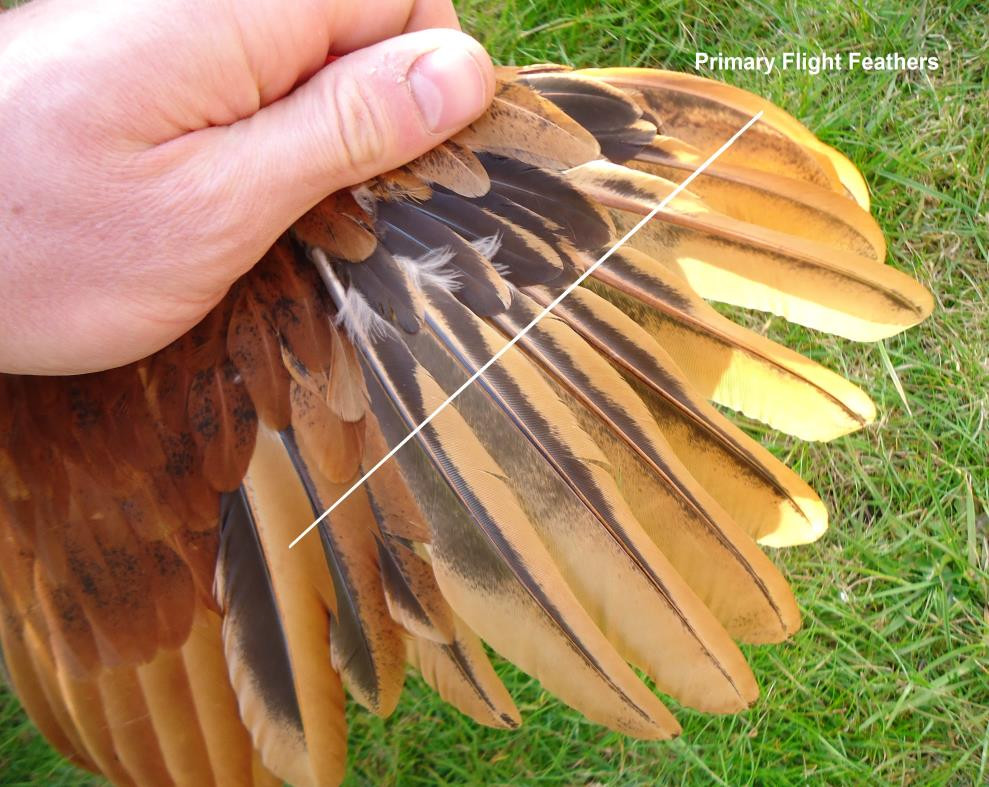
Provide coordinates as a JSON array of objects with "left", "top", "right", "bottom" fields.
[{"left": 2, "top": 0, "right": 988, "bottom": 784}]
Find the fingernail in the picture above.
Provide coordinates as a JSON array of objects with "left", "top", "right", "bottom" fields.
[{"left": 408, "top": 46, "right": 487, "bottom": 134}]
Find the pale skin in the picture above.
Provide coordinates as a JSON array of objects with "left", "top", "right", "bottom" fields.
[{"left": 0, "top": 0, "right": 495, "bottom": 374}]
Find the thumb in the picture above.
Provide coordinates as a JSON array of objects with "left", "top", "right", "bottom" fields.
[{"left": 225, "top": 28, "right": 494, "bottom": 228}]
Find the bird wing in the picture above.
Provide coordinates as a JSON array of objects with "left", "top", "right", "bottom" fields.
[{"left": 0, "top": 66, "right": 932, "bottom": 786}]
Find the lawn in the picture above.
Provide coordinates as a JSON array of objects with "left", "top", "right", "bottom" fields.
[{"left": 2, "top": 0, "right": 987, "bottom": 784}]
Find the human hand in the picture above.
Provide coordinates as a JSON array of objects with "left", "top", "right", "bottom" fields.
[{"left": 0, "top": 0, "right": 494, "bottom": 374}]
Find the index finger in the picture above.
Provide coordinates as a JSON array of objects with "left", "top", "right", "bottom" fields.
[{"left": 327, "top": 0, "right": 461, "bottom": 53}]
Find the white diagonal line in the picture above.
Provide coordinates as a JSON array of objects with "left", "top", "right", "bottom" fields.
[{"left": 289, "top": 109, "right": 764, "bottom": 549}]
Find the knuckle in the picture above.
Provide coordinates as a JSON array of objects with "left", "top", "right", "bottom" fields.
[{"left": 322, "top": 77, "right": 391, "bottom": 177}]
